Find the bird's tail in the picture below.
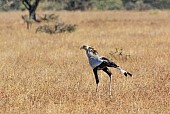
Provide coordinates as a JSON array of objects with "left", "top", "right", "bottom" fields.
[{"left": 116, "top": 67, "right": 132, "bottom": 77}]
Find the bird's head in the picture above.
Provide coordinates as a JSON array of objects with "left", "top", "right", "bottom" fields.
[
  {"left": 80, "top": 45, "right": 89, "bottom": 50},
  {"left": 80, "top": 45, "right": 98, "bottom": 55}
]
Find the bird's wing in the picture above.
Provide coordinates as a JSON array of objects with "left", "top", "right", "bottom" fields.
[
  {"left": 100, "top": 57, "right": 110, "bottom": 61},
  {"left": 100, "top": 56, "right": 118, "bottom": 68},
  {"left": 100, "top": 57, "right": 132, "bottom": 76}
]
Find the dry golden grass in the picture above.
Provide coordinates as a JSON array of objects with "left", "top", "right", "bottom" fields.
[{"left": 0, "top": 10, "right": 170, "bottom": 114}]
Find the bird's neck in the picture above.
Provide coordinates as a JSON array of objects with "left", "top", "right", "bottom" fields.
[{"left": 86, "top": 49, "right": 98, "bottom": 58}]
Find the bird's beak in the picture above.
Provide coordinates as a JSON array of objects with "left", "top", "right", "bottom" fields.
[
  {"left": 80, "top": 46, "right": 84, "bottom": 50},
  {"left": 80, "top": 45, "right": 87, "bottom": 50}
]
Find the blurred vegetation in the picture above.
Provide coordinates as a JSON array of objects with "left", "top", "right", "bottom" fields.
[
  {"left": 36, "top": 14, "right": 77, "bottom": 34},
  {"left": 1, "top": 0, "right": 170, "bottom": 11},
  {"left": 93, "top": 0, "right": 123, "bottom": 10}
]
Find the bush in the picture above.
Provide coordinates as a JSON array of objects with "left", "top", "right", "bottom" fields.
[
  {"left": 0, "top": 1, "right": 8, "bottom": 11},
  {"left": 1, "top": 0, "right": 170, "bottom": 11},
  {"left": 65, "top": 0, "right": 93, "bottom": 11},
  {"left": 125, "top": 1, "right": 152, "bottom": 10},
  {"left": 42, "top": 2, "right": 66, "bottom": 11},
  {"left": 0, "top": 1, "right": 26, "bottom": 11},
  {"left": 93, "top": 0, "right": 123, "bottom": 10},
  {"left": 36, "top": 14, "right": 77, "bottom": 34},
  {"left": 123, "top": 0, "right": 170, "bottom": 10},
  {"left": 144, "top": 0, "right": 170, "bottom": 9}
]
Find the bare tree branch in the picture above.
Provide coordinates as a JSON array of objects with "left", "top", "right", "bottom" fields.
[
  {"left": 33, "top": 0, "right": 41, "bottom": 11},
  {"left": 24, "top": 0, "right": 31, "bottom": 7},
  {"left": 22, "top": 2, "right": 29, "bottom": 10},
  {"left": 22, "top": 0, "right": 31, "bottom": 9}
]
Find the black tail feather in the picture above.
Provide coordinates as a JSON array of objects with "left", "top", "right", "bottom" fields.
[
  {"left": 124, "top": 72, "right": 132, "bottom": 77},
  {"left": 127, "top": 72, "right": 132, "bottom": 76}
]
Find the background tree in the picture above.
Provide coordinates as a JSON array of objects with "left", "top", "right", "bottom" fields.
[{"left": 22, "top": 0, "right": 41, "bottom": 21}]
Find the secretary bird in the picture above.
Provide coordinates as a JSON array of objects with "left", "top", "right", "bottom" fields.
[{"left": 80, "top": 45, "right": 132, "bottom": 95}]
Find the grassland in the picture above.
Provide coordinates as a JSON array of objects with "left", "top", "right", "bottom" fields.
[{"left": 0, "top": 11, "right": 170, "bottom": 114}]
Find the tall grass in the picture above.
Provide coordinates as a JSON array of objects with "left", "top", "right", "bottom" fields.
[{"left": 0, "top": 11, "right": 169, "bottom": 114}]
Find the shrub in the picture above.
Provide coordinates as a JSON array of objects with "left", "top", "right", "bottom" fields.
[
  {"left": 0, "top": 1, "right": 26, "bottom": 11},
  {"left": 144, "top": 0, "right": 170, "bottom": 9},
  {"left": 65, "top": 0, "right": 93, "bottom": 11},
  {"left": 93, "top": 0, "right": 123, "bottom": 10},
  {"left": 125, "top": 1, "right": 152, "bottom": 10},
  {"left": 42, "top": 2, "right": 66, "bottom": 11},
  {"left": 36, "top": 14, "right": 77, "bottom": 34}
]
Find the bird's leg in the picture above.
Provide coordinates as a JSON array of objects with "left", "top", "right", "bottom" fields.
[
  {"left": 93, "top": 68, "right": 99, "bottom": 95},
  {"left": 116, "top": 67, "right": 132, "bottom": 77},
  {"left": 102, "top": 67, "right": 112, "bottom": 95},
  {"left": 109, "top": 75, "right": 112, "bottom": 95},
  {"left": 96, "top": 83, "right": 99, "bottom": 95}
]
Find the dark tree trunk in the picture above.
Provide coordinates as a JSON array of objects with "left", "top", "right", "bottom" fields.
[
  {"left": 29, "top": 7, "right": 37, "bottom": 21},
  {"left": 22, "top": 0, "right": 40, "bottom": 22}
]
